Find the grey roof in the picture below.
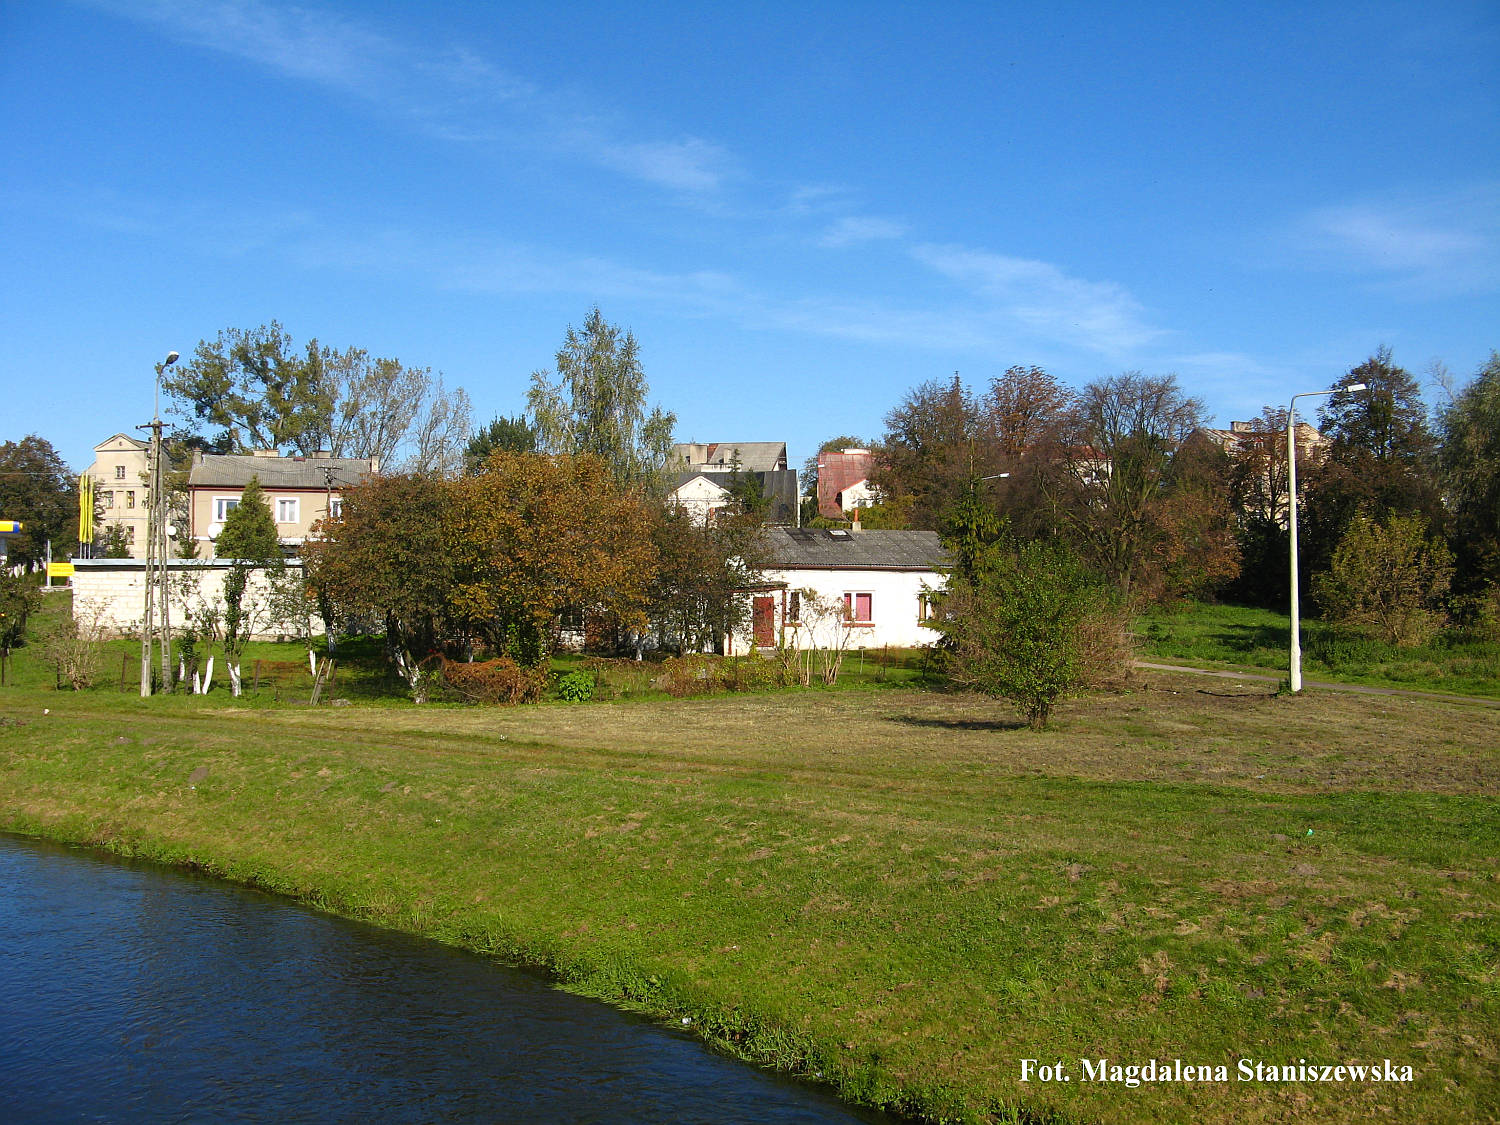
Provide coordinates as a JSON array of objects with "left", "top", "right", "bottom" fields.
[
  {"left": 188, "top": 454, "right": 376, "bottom": 489},
  {"left": 670, "top": 441, "right": 788, "bottom": 472},
  {"left": 767, "top": 527, "right": 948, "bottom": 571}
]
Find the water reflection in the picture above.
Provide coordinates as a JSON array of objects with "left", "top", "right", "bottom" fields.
[{"left": 0, "top": 835, "right": 894, "bottom": 1123}]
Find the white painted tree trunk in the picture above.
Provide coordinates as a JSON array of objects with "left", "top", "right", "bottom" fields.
[
  {"left": 228, "top": 661, "right": 242, "bottom": 697},
  {"left": 202, "top": 656, "right": 214, "bottom": 694}
]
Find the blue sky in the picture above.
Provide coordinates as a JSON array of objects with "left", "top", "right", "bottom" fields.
[{"left": 3, "top": 0, "right": 1496, "bottom": 473}]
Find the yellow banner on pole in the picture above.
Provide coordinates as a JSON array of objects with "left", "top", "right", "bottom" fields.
[{"left": 79, "top": 474, "right": 94, "bottom": 544}]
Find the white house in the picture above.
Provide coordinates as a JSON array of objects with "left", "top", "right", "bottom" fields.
[{"left": 730, "top": 527, "right": 949, "bottom": 653}]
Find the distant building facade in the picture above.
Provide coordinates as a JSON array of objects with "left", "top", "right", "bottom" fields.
[
  {"left": 83, "top": 433, "right": 151, "bottom": 557},
  {"left": 816, "top": 448, "right": 878, "bottom": 520},
  {"left": 187, "top": 450, "right": 377, "bottom": 558},
  {"left": 666, "top": 441, "right": 798, "bottom": 525}
]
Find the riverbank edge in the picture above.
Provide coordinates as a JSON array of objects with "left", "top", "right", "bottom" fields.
[{"left": 0, "top": 816, "right": 1050, "bottom": 1125}]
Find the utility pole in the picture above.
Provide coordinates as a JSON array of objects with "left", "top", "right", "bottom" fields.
[{"left": 140, "top": 350, "right": 179, "bottom": 697}]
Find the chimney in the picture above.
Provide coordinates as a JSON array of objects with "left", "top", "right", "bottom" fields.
[
  {"left": 312, "top": 449, "right": 332, "bottom": 459},
  {"left": 851, "top": 512, "right": 863, "bottom": 532}
]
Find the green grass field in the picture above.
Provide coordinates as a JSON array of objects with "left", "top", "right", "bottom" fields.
[
  {"left": 1138, "top": 601, "right": 1500, "bottom": 699},
  {"left": 1, "top": 609, "right": 1495, "bottom": 1123}
]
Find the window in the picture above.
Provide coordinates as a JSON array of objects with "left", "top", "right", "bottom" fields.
[
  {"left": 114, "top": 465, "right": 126, "bottom": 480},
  {"left": 919, "top": 592, "right": 942, "bottom": 623},
  {"left": 214, "top": 497, "right": 240, "bottom": 522},
  {"left": 102, "top": 491, "right": 114, "bottom": 508},
  {"left": 843, "top": 592, "right": 873, "bottom": 624},
  {"left": 125, "top": 525, "right": 135, "bottom": 544},
  {"left": 787, "top": 590, "right": 800, "bottom": 623},
  {"left": 276, "top": 498, "right": 299, "bottom": 524},
  {"left": 124, "top": 491, "right": 135, "bottom": 509},
  {"left": 328, "top": 497, "right": 343, "bottom": 519}
]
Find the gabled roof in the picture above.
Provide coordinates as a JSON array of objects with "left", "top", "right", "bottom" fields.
[
  {"left": 188, "top": 454, "right": 376, "bottom": 490},
  {"left": 768, "top": 527, "right": 947, "bottom": 571},
  {"left": 94, "top": 433, "right": 148, "bottom": 451}
]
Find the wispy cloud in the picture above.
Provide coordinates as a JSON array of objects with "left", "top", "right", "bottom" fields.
[
  {"left": 592, "top": 138, "right": 732, "bottom": 193},
  {"left": 84, "top": 0, "right": 734, "bottom": 194},
  {"left": 1292, "top": 184, "right": 1499, "bottom": 294},
  {"left": 911, "top": 243, "right": 1165, "bottom": 356},
  {"left": 818, "top": 216, "right": 907, "bottom": 248}
]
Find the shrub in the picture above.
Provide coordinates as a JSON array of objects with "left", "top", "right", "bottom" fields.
[
  {"left": 653, "top": 654, "right": 790, "bottom": 698},
  {"left": 935, "top": 540, "right": 1131, "bottom": 730},
  {"left": 436, "top": 656, "right": 547, "bottom": 705},
  {"left": 1315, "top": 513, "right": 1452, "bottom": 647},
  {"left": 556, "top": 670, "right": 594, "bottom": 703},
  {"left": 43, "top": 597, "right": 113, "bottom": 691}
]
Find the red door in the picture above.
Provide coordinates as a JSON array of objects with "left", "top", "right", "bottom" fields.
[{"left": 752, "top": 596, "right": 775, "bottom": 647}]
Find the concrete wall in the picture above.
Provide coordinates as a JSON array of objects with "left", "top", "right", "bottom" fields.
[{"left": 70, "top": 558, "right": 322, "bottom": 640}]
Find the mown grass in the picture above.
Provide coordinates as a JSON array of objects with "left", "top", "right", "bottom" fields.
[
  {"left": 1138, "top": 601, "right": 1500, "bottom": 699},
  {"left": 1, "top": 651, "right": 1495, "bottom": 1123}
]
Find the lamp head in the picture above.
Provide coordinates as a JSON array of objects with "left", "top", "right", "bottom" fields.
[
  {"left": 164, "top": 351, "right": 180, "bottom": 367},
  {"left": 1344, "top": 382, "right": 1367, "bottom": 392}
]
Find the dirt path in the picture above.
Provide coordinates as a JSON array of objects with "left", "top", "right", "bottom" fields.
[{"left": 1136, "top": 660, "right": 1500, "bottom": 709}]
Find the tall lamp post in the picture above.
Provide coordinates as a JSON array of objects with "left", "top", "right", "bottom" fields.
[
  {"left": 1287, "top": 382, "right": 1366, "bottom": 693},
  {"left": 140, "top": 350, "right": 179, "bottom": 697}
]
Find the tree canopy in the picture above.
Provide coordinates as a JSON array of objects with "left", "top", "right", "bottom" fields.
[
  {"left": 164, "top": 322, "right": 472, "bottom": 473},
  {"left": 0, "top": 435, "right": 79, "bottom": 567},
  {"left": 1439, "top": 351, "right": 1500, "bottom": 591},
  {"left": 528, "top": 308, "right": 676, "bottom": 489}
]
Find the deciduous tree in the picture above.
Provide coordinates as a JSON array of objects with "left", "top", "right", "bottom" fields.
[
  {"left": 1438, "top": 351, "right": 1500, "bottom": 592},
  {"left": 0, "top": 435, "right": 79, "bottom": 568},
  {"left": 446, "top": 453, "right": 659, "bottom": 661},
  {"left": 528, "top": 308, "right": 676, "bottom": 488},
  {"left": 1052, "top": 372, "right": 1213, "bottom": 601},
  {"left": 1315, "top": 513, "right": 1453, "bottom": 646}
]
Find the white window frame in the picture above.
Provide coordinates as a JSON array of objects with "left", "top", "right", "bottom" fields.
[
  {"left": 214, "top": 497, "right": 240, "bottom": 522},
  {"left": 275, "top": 497, "right": 299, "bottom": 524},
  {"left": 328, "top": 497, "right": 343, "bottom": 519},
  {"left": 114, "top": 465, "right": 126, "bottom": 480}
]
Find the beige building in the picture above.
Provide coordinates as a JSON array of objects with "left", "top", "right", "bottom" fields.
[
  {"left": 83, "top": 433, "right": 151, "bottom": 558},
  {"left": 187, "top": 450, "right": 377, "bottom": 559}
]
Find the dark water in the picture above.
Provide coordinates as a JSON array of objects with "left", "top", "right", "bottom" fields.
[{"left": 0, "top": 834, "right": 894, "bottom": 1124}]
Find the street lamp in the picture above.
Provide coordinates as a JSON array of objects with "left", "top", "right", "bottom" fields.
[{"left": 1287, "top": 382, "right": 1366, "bottom": 693}]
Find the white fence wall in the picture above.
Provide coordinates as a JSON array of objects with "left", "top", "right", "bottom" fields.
[{"left": 70, "top": 559, "right": 322, "bottom": 640}]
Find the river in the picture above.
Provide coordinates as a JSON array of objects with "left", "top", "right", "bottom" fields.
[{"left": 0, "top": 834, "right": 896, "bottom": 1123}]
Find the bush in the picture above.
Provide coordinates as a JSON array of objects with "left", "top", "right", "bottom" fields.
[
  {"left": 42, "top": 597, "right": 113, "bottom": 691},
  {"left": 654, "top": 654, "right": 791, "bottom": 698},
  {"left": 556, "top": 670, "right": 594, "bottom": 703},
  {"left": 935, "top": 540, "right": 1132, "bottom": 730},
  {"left": 1315, "top": 514, "right": 1452, "bottom": 646},
  {"left": 436, "top": 656, "right": 547, "bottom": 705}
]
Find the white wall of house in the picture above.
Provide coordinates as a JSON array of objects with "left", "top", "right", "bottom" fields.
[
  {"left": 730, "top": 566, "right": 945, "bottom": 653},
  {"left": 668, "top": 475, "right": 734, "bottom": 526},
  {"left": 838, "top": 479, "right": 880, "bottom": 510},
  {"left": 70, "top": 558, "right": 321, "bottom": 640}
]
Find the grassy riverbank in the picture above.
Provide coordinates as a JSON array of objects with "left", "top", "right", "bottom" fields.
[{"left": 1, "top": 672, "right": 1496, "bottom": 1123}]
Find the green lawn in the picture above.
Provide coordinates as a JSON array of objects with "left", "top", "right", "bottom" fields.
[
  {"left": 1, "top": 650, "right": 1495, "bottom": 1123},
  {"left": 1138, "top": 601, "right": 1500, "bottom": 699}
]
